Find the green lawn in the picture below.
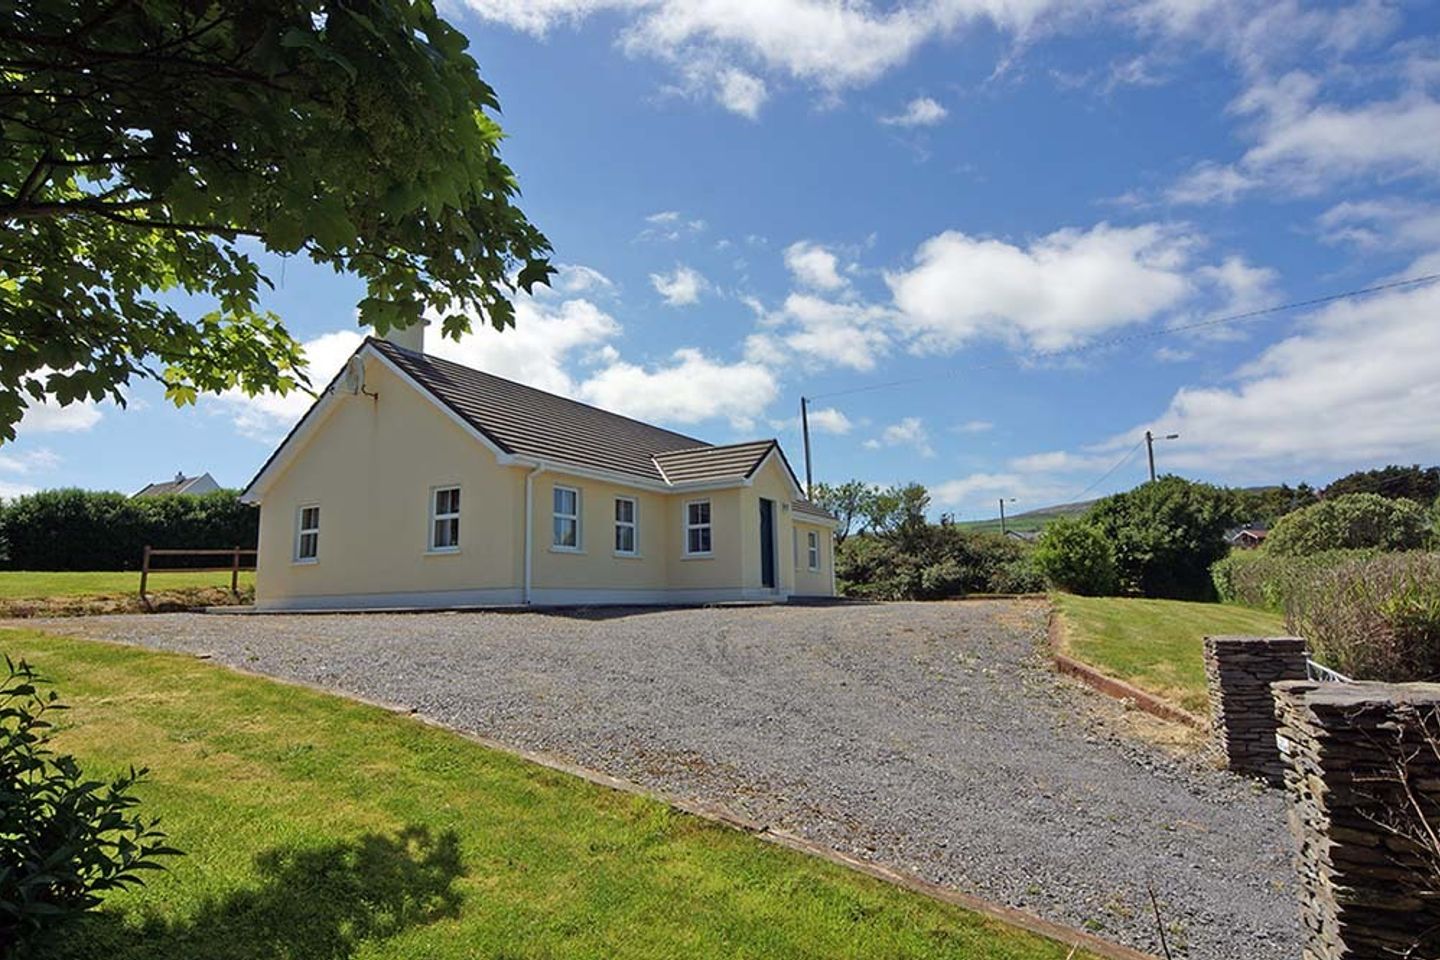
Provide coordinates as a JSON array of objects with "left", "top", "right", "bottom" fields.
[
  {"left": 1053, "top": 594, "right": 1286, "bottom": 715},
  {"left": 13, "top": 630, "right": 1094, "bottom": 960},
  {"left": 0, "top": 569, "right": 254, "bottom": 599}
]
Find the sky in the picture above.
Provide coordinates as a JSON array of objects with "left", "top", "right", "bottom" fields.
[{"left": 11, "top": 0, "right": 1440, "bottom": 520}]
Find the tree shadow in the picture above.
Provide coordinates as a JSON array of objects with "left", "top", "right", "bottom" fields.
[{"left": 42, "top": 825, "right": 464, "bottom": 960}]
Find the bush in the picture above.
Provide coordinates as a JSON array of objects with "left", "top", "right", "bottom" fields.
[
  {"left": 836, "top": 525, "right": 1040, "bottom": 600},
  {"left": 1031, "top": 517, "right": 1118, "bottom": 596},
  {"left": 1211, "top": 548, "right": 1377, "bottom": 612},
  {"left": 1087, "top": 476, "right": 1241, "bottom": 600},
  {"left": 0, "top": 488, "right": 257, "bottom": 570},
  {"left": 1265, "top": 493, "right": 1430, "bottom": 557},
  {"left": 1287, "top": 553, "right": 1440, "bottom": 681},
  {"left": 0, "top": 657, "right": 180, "bottom": 948}
]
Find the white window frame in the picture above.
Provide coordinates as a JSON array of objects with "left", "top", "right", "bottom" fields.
[
  {"left": 613, "top": 496, "right": 638, "bottom": 556},
  {"left": 552, "top": 484, "right": 582, "bottom": 552},
  {"left": 807, "top": 530, "right": 821, "bottom": 572},
  {"left": 293, "top": 503, "right": 320, "bottom": 564},
  {"left": 428, "top": 485, "right": 461, "bottom": 553},
  {"left": 683, "top": 498, "right": 713, "bottom": 557}
]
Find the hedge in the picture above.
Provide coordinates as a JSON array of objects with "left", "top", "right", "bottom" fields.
[
  {"left": 1211, "top": 549, "right": 1377, "bottom": 613},
  {"left": 0, "top": 489, "right": 257, "bottom": 571}
]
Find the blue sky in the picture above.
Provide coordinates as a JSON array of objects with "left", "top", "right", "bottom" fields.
[{"left": 11, "top": 0, "right": 1440, "bottom": 519}]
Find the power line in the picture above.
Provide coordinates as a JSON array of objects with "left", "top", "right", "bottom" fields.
[
  {"left": 806, "top": 272, "right": 1440, "bottom": 403},
  {"left": 1069, "top": 439, "right": 1145, "bottom": 503}
]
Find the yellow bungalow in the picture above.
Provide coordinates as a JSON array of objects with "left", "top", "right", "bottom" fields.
[{"left": 240, "top": 330, "right": 837, "bottom": 611}]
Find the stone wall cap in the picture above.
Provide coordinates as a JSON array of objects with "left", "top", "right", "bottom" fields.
[
  {"left": 1204, "top": 635, "right": 1307, "bottom": 644},
  {"left": 1274, "top": 679, "right": 1440, "bottom": 709}
]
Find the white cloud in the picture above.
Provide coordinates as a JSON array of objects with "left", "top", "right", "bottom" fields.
[
  {"left": 886, "top": 223, "right": 1197, "bottom": 352},
  {"left": 880, "top": 95, "right": 948, "bottom": 127},
  {"left": 639, "top": 210, "right": 707, "bottom": 242},
  {"left": 808, "top": 406, "right": 853, "bottom": 434},
  {"left": 716, "top": 67, "right": 768, "bottom": 117},
  {"left": 17, "top": 395, "right": 103, "bottom": 435},
  {"left": 650, "top": 264, "right": 708, "bottom": 306},
  {"left": 549, "top": 263, "right": 616, "bottom": 296},
  {"left": 1169, "top": 72, "right": 1440, "bottom": 203},
  {"left": 954, "top": 419, "right": 994, "bottom": 434},
  {"left": 863, "top": 416, "right": 934, "bottom": 457},
  {"left": 774, "top": 293, "right": 894, "bottom": 371},
  {"left": 1154, "top": 346, "right": 1194, "bottom": 363},
  {"left": 784, "top": 241, "right": 848, "bottom": 291},
  {"left": 1318, "top": 198, "right": 1440, "bottom": 251},
  {"left": 429, "top": 298, "right": 621, "bottom": 396},
  {"left": 578, "top": 348, "right": 779, "bottom": 429},
  {"left": 0, "top": 449, "right": 61, "bottom": 485}
]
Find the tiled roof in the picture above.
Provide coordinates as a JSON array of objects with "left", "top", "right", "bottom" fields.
[
  {"left": 373, "top": 339, "right": 784, "bottom": 487},
  {"left": 652, "top": 440, "right": 777, "bottom": 484},
  {"left": 792, "top": 498, "right": 836, "bottom": 521}
]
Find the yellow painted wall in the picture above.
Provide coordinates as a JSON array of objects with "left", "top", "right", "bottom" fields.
[
  {"left": 255, "top": 351, "right": 833, "bottom": 604},
  {"left": 792, "top": 520, "right": 833, "bottom": 596},
  {"left": 255, "top": 356, "right": 525, "bottom": 604}
]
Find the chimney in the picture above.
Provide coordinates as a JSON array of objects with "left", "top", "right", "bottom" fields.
[
  {"left": 175, "top": 471, "right": 185, "bottom": 483},
  {"left": 381, "top": 320, "right": 428, "bottom": 354}
]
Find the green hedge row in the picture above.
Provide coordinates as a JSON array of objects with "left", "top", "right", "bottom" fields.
[
  {"left": 1211, "top": 549, "right": 1378, "bottom": 613},
  {"left": 0, "top": 489, "right": 257, "bottom": 571}
]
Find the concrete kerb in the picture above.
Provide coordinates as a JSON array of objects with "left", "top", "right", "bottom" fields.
[
  {"left": 102, "top": 635, "right": 1160, "bottom": 960},
  {"left": 1047, "top": 607, "right": 1208, "bottom": 730}
]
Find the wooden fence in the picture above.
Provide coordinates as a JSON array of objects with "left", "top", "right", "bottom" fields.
[{"left": 139, "top": 546, "right": 257, "bottom": 608}]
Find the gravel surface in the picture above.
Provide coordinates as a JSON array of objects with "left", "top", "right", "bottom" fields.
[{"left": 30, "top": 601, "right": 1300, "bottom": 959}]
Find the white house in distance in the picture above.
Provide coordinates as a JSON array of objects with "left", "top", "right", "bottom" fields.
[
  {"left": 133, "top": 471, "right": 222, "bottom": 498},
  {"left": 240, "top": 328, "right": 838, "bottom": 611}
]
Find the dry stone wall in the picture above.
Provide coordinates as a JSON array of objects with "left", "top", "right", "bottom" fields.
[
  {"left": 1274, "top": 680, "right": 1440, "bottom": 960},
  {"left": 1202, "top": 635, "right": 1308, "bottom": 784}
]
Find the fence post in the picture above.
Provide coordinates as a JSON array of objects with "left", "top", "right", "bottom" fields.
[
  {"left": 139, "top": 545, "right": 151, "bottom": 608},
  {"left": 1202, "top": 635, "right": 1308, "bottom": 784},
  {"left": 230, "top": 545, "right": 241, "bottom": 597}
]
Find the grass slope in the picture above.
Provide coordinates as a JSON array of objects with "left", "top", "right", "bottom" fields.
[
  {"left": 1053, "top": 595, "right": 1285, "bottom": 715},
  {"left": 13, "top": 630, "right": 1093, "bottom": 960},
  {"left": 958, "top": 500, "right": 1096, "bottom": 535},
  {"left": 0, "top": 570, "right": 255, "bottom": 599}
]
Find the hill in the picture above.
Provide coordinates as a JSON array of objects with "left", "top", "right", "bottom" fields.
[{"left": 957, "top": 498, "right": 1097, "bottom": 534}]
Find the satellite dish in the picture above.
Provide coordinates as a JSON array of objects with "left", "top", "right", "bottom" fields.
[{"left": 340, "top": 356, "right": 365, "bottom": 395}]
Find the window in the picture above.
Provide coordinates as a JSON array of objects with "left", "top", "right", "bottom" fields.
[
  {"left": 430, "top": 486, "right": 460, "bottom": 551},
  {"left": 614, "top": 497, "right": 637, "bottom": 555},
  {"left": 294, "top": 505, "right": 320, "bottom": 562},
  {"left": 553, "top": 485, "right": 580, "bottom": 550},
  {"left": 807, "top": 530, "right": 821, "bottom": 571},
  {"left": 685, "top": 499, "right": 712, "bottom": 556}
]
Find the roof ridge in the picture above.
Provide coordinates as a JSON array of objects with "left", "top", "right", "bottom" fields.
[
  {"left": 369, "top": 338, "right": 710, "bottom": 449},
  {"left": 654, "top": 438, "right": 777, "bottom": 457}
]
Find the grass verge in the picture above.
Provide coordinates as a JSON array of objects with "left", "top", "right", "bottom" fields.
[
  {"left": 1052, "top": 594, "right": 1285, "bottom": 715},
  {"left": 0, "top": 571, "right": 255, "bottom": 617},
  {"left": 13, "top": 629, "right": 1097, "bottom": 960}
]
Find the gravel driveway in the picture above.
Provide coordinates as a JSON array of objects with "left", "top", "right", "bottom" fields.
[{"left": 31, "top": 600, "right": 1300, "bottom": 959}]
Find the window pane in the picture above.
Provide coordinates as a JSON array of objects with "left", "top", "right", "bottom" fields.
[
  {"left": 616, "top": 525, "right": 635, "bottom": 553},
  {"left": 436, "top": 488, "right": 459, "bottom": 515},
  {"left": 698, "top": 528, "right": 711, "bottom": 553},
  {"left": 301, "top": 506, "right": 319, "bottom": 531},
  {"left": 554, "top": 517, "right": 577, "bottom": 548},
  {"left": 298, "top": 531, "right": 317, "bottom": 559},
  {"left": 554, "top": 487, "right": 576, "bottom": 516},
  {"left": 689, "top": 501, "right": 710, "bottom": 524},
  {"left": 615, "top": 498, "right": 634, "bottom": 523}
]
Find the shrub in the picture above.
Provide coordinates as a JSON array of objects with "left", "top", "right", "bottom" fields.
[
  {"left": 1211, "top": 548, "right": 1376, "bottom": 612},
  {"left": 0, "top": 488, "right": 256, "bottom": 570},
  {"left": 1265, "top": 493, "right": 1429, "bottom": 557},
  {"left": 1031, "top": 517, "right": 1118, "bottom": 596},
  {"left": 1287, "top": 553, "right": 1440, "bottom": 681},
  {"left": 0, "top": 657, "right": 180, "bottom": 948},
  {"left": 1087, "top": 476, "right": 1241, "bottom": 600},
  {"left": 835, "top": 525, "right": 1039, "bottom": 600}
]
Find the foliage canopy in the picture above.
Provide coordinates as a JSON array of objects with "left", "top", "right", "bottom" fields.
[
  {"left": 0, "top": 0, "right": 551, "bottom": 439},
  {"left": 1265, "top": 493, "right": 1431, "bottom": 557}
]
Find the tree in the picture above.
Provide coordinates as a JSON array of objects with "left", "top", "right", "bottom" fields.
[
  {"left": 1031, "top": 517, "right": 1118, "bottom": 596},
  {"left": 865, "top": 482, "right": 930, "bottom": 552},
  {"left": 1087, "top": 475, "right": 1242, "bottom": 600},
  {"left": 809, "top": 479, "right": 872, "bottom": 546},
  {"left": 1265, "top": 493, "right": 1431, "bottom": 557},
  {"left": 0, "top": 0, "right": 552, "bottom": 440},
  {"left": 1325, "top": 464, "right": 1440, "bottom": 505}
]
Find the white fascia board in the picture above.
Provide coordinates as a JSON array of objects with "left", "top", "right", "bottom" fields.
[{"left": 509, "top": 455, "right": 747, "bottom": 496}]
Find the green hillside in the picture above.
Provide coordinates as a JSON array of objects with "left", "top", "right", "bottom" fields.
[{"left": 957, "top": 499, "right": 1096, "bottom": 535}]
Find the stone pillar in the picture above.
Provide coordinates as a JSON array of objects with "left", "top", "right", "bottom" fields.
[
  {"left": 1273, "top": 680, "right": 1440, "bottom": 960},
  {"left": 1202, "top": 635, "right": 1308, "bottom": 784}
]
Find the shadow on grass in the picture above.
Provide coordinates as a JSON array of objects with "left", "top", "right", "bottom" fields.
[{"left": 43, "top": 825, "right": 464, "bottom": 960}]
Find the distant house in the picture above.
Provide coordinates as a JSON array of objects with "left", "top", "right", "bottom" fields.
[
  {"left": 1226, "top": 525, "right": 1269, "bottom": 549},
  {"left": 239, "top": 330, "right": 838, "bottom": 611},
  {"left": 133, "top": 472, "right": 221, "bottom": 498}
]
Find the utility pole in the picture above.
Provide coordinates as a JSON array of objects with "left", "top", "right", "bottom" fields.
[
  {"left": 998, "top": 497, "right": 1016, "bottom": 535},
  {"left": 800, "top": 396, "right": 813, "bottom": 500},
  {"left": 1145, "top": 430, "right": 1180, "bottom": 483}
]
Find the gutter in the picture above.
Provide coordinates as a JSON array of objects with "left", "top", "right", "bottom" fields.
[{"left": 523, "top": 463, "right": 547, "bottom": 604}]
